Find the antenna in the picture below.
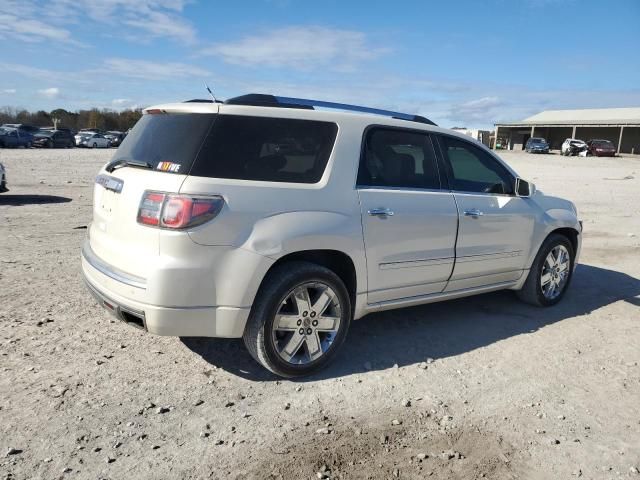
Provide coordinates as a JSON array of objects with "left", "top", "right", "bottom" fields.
[{"left": 204, "top": 83, "right": 218, "bottom": 102}]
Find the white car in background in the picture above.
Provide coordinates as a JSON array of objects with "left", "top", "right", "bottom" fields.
[
  {"left": 561, "top": 138, "right": 588, "bottom": 156},
  {"left": 82, "top": 93, "right": 582, "bottom": 377},
  {"left": 75, "top": 132, "right": 110, "bottom": 148}
]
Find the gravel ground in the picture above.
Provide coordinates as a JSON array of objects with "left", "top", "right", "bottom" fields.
[{"left": 1, "top": 147, "right": 639, "bottom": 480}]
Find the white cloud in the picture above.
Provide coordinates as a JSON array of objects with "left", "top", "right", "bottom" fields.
[
  {"left": 102, "top": 58, "right": 211, "bottom": 80},
  {"left": 449, "top": 97, "right": 504, "bottom": 124},
  {"left": 111, "top": 98, "right": 131, "bottom": 105},
  {"left": 2, "top": 88, "right": 17, "bottom": 94},
  {"left": 38, "top": 87, "right": 60, "bottom": 98},
  {"left": 0, "top": 0, "right": 195, "bottom": 46},
  {"left": 201, "top": 26, "right": 389, "bottom": 71},
  {"left": 63, "top": 0, "right": 196, "bottom": 44},
  {"left": 0, "top": 12, "right": 78, "bottom": 44}
]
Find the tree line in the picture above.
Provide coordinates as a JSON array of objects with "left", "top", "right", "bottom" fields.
[{"left": 0, "top": 106, "right": 143, "bottom": 132}]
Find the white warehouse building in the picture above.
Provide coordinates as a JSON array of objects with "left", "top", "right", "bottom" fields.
[{"left": 495, "top": 107, "right": 640, "bottom": 154}]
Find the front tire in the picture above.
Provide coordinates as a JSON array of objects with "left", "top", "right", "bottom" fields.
[
  {"left": 517, "top": 233, "right": 575, "bottom": 307},
  {"left": 243, "top": 261, "right": 352, "bottom": 378}
]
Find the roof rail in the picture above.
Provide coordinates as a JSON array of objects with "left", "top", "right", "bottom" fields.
[{"left": 224, "top": 94, "right": 437, "bottom": 126}]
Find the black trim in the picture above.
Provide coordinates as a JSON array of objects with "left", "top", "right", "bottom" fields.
[
  {"left": 224, "top": 94, "right": 313, "bottom": 110},
  {"left": 224, "top": 93, "right": 437, "bottom": 125}
]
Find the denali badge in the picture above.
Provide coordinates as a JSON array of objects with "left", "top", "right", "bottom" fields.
[
  {"left": 95, "top": 174, "right": 124, "bottom": 193},
  {"left": 156, "top": 162, "right": 181, "bottom": 173}
]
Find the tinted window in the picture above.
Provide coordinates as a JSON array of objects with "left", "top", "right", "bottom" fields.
[
  {"left": 439, "top": 136, "right": 514, "bottom": 194},
  {"left": 112, "top": 113, "right": 215, "bottom": 174},
  {"left": 357, "top": 128, "right": 440, "bottom": 189},
  {"left": 192, "top": 115, "right": 338, "bottom": 183}
]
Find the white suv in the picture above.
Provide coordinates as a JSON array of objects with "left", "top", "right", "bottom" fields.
[{"left": 82, "top": 94, "right": 582, "bottom": 377}]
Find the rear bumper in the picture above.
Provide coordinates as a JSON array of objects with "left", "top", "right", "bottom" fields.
[{"left": 81, "top": 243, "right": 250, "bottom": 338}]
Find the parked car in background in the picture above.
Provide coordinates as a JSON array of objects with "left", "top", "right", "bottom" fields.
[
  {"left": 82, "top": 93, "right": 582, "bottom": 377},
  {"left": 0, "top": 127, "right": 33, "bottom": 148},
  {"left": 1, "top": 124, "right": 40, "bottom": 135},
  {"left": 525, "top": 137, "right": 550, "bottom": 154},
  {"left": 33, "top": 130, "right": 75, "bottom": 148},
  {"left": 104, "top": 131, "right": 125, "bottom": 147},
  {"left": 587, "top": 139, "right": 616, "bottom": 157},
  {"left": 75, "top": 132, "right": 110, "bottom": 148},
  {"left": 75, "top": 132, "right": 96, "bottom": 146},
  {"left": 0, "top": 162, "right": 6, "bottom": 191},
  {"left": 561, "top": 138, "right": 588, "bottom": 156}
]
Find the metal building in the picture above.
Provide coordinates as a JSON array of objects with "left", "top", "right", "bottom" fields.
[{"left": 495, "top": 107, "right": 640, "bottom": 154}]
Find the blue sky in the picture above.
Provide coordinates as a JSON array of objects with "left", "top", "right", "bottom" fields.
[{"left": 1, "top": 0, "right": 639, "bottom": 128}]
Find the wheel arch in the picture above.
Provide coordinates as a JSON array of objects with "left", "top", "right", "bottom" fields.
[
  {"left": 262, "top": 249, "right": 358, "bottom": 307},
  {"left": 548, "top": 227, "right": 580, "bottom": 255}
]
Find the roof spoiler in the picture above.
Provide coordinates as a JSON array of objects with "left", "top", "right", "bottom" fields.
[{"left": 224, "top": 94, "right": 437, "bottom": 126}]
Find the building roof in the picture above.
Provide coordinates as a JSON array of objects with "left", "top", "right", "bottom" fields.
[{"left": 497, "top": 107, "right": 640, "bottom": 126}]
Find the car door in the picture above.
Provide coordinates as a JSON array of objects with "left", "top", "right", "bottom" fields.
[
  {"left": 357, "top": 127, "right": 458, "bottom": 304},
  {"left": 7, "top": 130, "right": 18, "bottom": 147},
  {"left": 435, "top": 134, "right": 537, "bottom": 291}
]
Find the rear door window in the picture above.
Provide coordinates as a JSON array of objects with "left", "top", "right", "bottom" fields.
[
  {"left": 191, "top": 115, "right": 338, "bottom": 183},
  {"left": 357, "top": 128, "right": 441, "bottom": 189}
]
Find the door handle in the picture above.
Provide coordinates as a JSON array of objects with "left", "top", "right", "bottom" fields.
[
  {"left": 368, "top": 208, "right": 394, "bottom": 217},
  {"left": 464, "top": 209, "right": 484, "bottom": 218}
]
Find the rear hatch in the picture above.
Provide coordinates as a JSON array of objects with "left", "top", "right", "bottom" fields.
[{"left": 88, "top": 108, "right": 217, "bottom": 278}]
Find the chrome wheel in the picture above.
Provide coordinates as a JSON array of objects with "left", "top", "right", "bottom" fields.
[
  {"left": 271, "top": 282, "right": 342, "bottom": 365},
  {"left": 541, "top": 245, "right": 570, "bottom": 300}
]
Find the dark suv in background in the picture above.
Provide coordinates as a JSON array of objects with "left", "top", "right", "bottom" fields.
[
  {"left": 33, "top": 130, "right": 75, "bottom": 148},
  {"left": 525, "top": 137, "right": 550, "bottom": 154},
  {"left": 0, "top": 127, "right": 33, "bottom": 148}
]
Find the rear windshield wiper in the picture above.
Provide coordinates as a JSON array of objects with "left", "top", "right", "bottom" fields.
[{"left": 105, "top": 158, "right": 153, "bottom": 173}]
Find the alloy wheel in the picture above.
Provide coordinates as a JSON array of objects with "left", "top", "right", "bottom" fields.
[
  {"left": 271, "top": 282, "right": 342, "bottom": 365},
  {"left": 540, "top": 245, "right": 570, "bottom": 300}
]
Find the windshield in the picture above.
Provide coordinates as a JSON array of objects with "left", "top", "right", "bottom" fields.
[
  {"left": 594, "top": 140, "right": 613, "bottom": 146},
  {"left": 530, "top": 138, "right": 546, "bottom": 143},
  {"left": 111, "top": 113, "right": 216, "bottom": 173}
]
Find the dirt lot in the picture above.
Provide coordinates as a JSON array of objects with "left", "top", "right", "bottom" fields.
[{"left": 1, "top": 148, "right": 639, "bottom": 480}]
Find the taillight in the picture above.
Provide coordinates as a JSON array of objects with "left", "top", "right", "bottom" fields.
[{"left": 137, "top": 191, "right": 224, "bottom": 229}]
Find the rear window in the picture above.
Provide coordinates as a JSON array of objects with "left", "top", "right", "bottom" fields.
[
  {"left": 191, "top": 115, "right": 338, "bottom": 183},
  {"left": 112, "top": 113, "right": 216, "bottom": 174}
]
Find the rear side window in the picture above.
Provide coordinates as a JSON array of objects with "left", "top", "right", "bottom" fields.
[
  {"left": 357, "top": 128, "right": 440, "bottom": 189},
  {"left": 192, "top": 115, "right": 338, "bottom": 183},
  {"left": 113, "top": 113, "right": 216, "bottom": 174}
]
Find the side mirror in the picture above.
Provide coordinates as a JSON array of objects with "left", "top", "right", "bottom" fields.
[{"left": 515, "top": 178, "right": 535, "bottom": 197}]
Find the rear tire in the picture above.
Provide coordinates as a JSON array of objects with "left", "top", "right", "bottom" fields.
[
  {"left": 243, "top": 261, "right": 352, "bottom": 378},
  {"left": 517, "top": 233, "right": 575, "bottom": 307}
]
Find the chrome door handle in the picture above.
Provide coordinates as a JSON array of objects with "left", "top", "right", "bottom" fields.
[
  {"left": 368, "top": 208, "right": 394, "bottom": 217},
  {"left": 464, "top": 209, "right": 484, "bottom": 218}
]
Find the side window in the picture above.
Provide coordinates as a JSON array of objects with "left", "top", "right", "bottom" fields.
[
  {"left": 357, "top": 128, "right": 440, "bottom": 189},
  {"left": 439, "top": 136, "right": 514, "bottom": 194},
  {"left": 193, "top": 115, "right": 338, "bottom": 183}
]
